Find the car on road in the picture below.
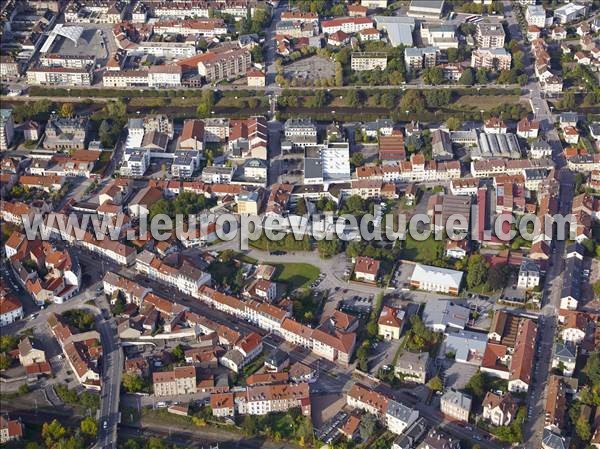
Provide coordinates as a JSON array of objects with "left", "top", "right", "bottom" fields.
[{"left": 103, "top": 421, "right": 108, "bottom": 429}]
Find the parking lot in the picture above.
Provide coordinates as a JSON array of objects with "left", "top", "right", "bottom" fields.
[
  {"left": 316, "top": 410, "right": 348, "bottom": 444},
  {"left": 283, "top": 55, "right": 335, "bottom": 83},
  {"left": 438, "top": 359, "right": 479, "bottom": 391}
]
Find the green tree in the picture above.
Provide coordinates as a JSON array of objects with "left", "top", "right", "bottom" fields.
[
  {"left": 295, "top": 199, "right": 307, "bottom": 215},
  {"left": 317, "top": 236, "right": 342, "bottom": 258},
  {"left": 359, "top": 413, "right": 377, "bottom": 440},
  {"left": 122, "top": 373, "right": 144, "bottom": 393},
  {"left": 476, "top": 68, "right": 488, "bottom": 84},
  {"left": 593, "top": 281, "right": 600, "bottom": 298},
  {"left": 350, "top": 152, "right": 364, "bottom": 167},
  {"left": 446, "top": 117, "right": 461, "bottom": 131},
  {"left": 400, "top": 90, "right": 426, "bottom": 113},
  {"left": 427, "top": 376, "right": 443, "bottom": 392},
  {"left": 197, "top": 90, "right": 216, "bottom": 118},
  {"left": 584, "top": 352, "right": 600, "bottom": 387},
  {"left": 80, "top": 417, "right": 98, "bottom": 437},
  {"left": 423, "top": 67, "right": 444, "bottom": 85},
  {"left": 518, "top": 74, "right": 528, "bottom": 86},
  {"left": 346, "top": 90, "right": 363, "bottom": 107},
  {"left": 465, "top": 370, "right": 488, "bottom": 400},
  {"left": 42, "top": 420, "right": 67, "bottom": 447},
  {"left": 459, "top": 68, "right": 475, "bottom": 86},
  {"left": 0, "top": 352, "right": 11, "bottom": 370},
  {"left": 171, "top": 344, "right": 185, "bottom": 363},
  {"left": 59, "top": 103, "right": 75, "bottom": 118},
  {"left": 0, "top": 336, "right": 18, "bottom": 353},
  {"left": 486, "top": 264, "right": 509, "bottom": 291},
  {"left": 447, "top": 48, "right": 458, "bottom": 63},
  {"left": 467, "top": 255, "right": 489, "bottom": 289},
  {"left": 242, "top": 415, "right": 257, "bottom": 435},
  {"left": 381, "top": 92, "right": 396, "bottom": 109},
  {"left": 576, "top": 415, "right": 591, "bottom": 441},
  {"left": 146, "top": 437, "right": 168, "bottom": 449},
  {"left": 335, "top": 61, "right": 344, "bottom": 87},
  {"left": 561, "top": 92, "right": 576, "bottom": 109}
]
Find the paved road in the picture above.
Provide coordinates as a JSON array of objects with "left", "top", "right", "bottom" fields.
[
  {"left": 264, "top": 0, "right": 286, "bottom": 88},
  {"left": 95, "top": 293, "right": 123, "bottom": 449}
]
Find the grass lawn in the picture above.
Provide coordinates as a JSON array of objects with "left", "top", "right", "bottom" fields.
[
  {"left": 453, "top": 95, "right": 523, "bottom": 111},
  {"left": 401, "top": 235, "right": 443, "bottom": 265},
  {"left": 274, "top": 263, "right": 320, "bottom": 290}
]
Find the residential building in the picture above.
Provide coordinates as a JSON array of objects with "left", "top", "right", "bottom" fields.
[
  {"left": 517, "top": 117, "right": 540, "bottom": 139},
  {"left": 197, "top": 48, "right": 252, "bottom": 83},
  {"left": 153, "top": 366, "right": 197, "bottom": 396},
  {"left": 545, "top": 376, "right": 567, "bottom": 432},
  {"left": 508, "top": 319, "right": 537, "bottom": 393},
  {"left": 482, "top": 392, "right": 517, "bottom": 426},
  {"left": 354, "top": 256, "right": 380, "bottom": 282},
  {"left": 179, "top": 119, "right": 204, "bottom": 151},
  {"left": 233, "top": 382, "right": 311, "bottom": 417},
  {"left": 476, "top": 21, "right": 505, "bottom": 48},
  {"left": 284, "top": 118, "right": 318, "bottom": 148},
  {"left": 517, "top": 259, "right": 540, "bottom": 289},
  {"left": 0, "top": 416, "right": 23, "bottom": 444},
  {"left": 378, "top": 306, "right": 405, "bottom": 340},
  {"left": 392, "top": 418, "right": 429, "bottom": 449},
  {"left": 247, "top": 68, "right": 266, "bottom": 87},
  {"left": 526, "top": 5, "right": 547, "bottom": 28},
  {"left": 530, "top": 140, "right": 552, "bottom": 159},
  {"left": 405, "top": 47, "right": 438, "bottom": 71},
  {"left": 347, "top": 383, "right": 390, "bottom": 417},
  {"left": 135, "top": 250, "right": 211, "bottom": 298},
  {"left": 18, "top": 337, "right": 46, "bottom": 366},
  {"left": 440, "top": 390, "right": 471, "bottom": 422},
  {"left": 552, "top": 342, "right": 577, "bottom": 377},
  {"left": 351, "top": 52, "right": 387, "bottom": 71},
  {"left": 395, "top": 351, "right": 429, "bottom": 384},
  {"left": 445, "top": 240, "right": 469, "bottom": 259},
  {"left": 559, "top": 311, "right": 588, "bottom": 345},
  {"left": 471, "top": 48, "right": 512, "bottom": 71},
  {"left": 27, "top": 66, "right": 92, "bottom": 86},
  {"left": 0, "top": 294, "right": 23, "bottom": 327},
  {"left": 321, "top": 17, "right": 374, "bottom": 34},
  {"left": 386, "top": 399, "right": 420, "bottom": 435},
  {"left": 417, "top": 429, "right": 460, "bottom": 449},
  {"left": 202, "top": 166, "right": 235, "bottom": 184},
  {"left": 0, "top": 55, "right": 21, "bottom": 81}
]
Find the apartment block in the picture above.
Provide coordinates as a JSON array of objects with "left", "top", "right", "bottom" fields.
[
  {"left": 153, "top": 366, "right": 197, "bottom": 396},
  {"left": 197, "top": 48, "right": 251, "bottom": 83},
  {"left": 404, "top": 47, "right": 438, "bottom": 71},
  {"left": 471, "top": 48, "right": 512, "bottom": 71},
  {"left": 476, "top": 22, "right": 506, "bottom": 48},
  {"left": 351, "top": 52, "right": 388, "bottom": 71}
]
